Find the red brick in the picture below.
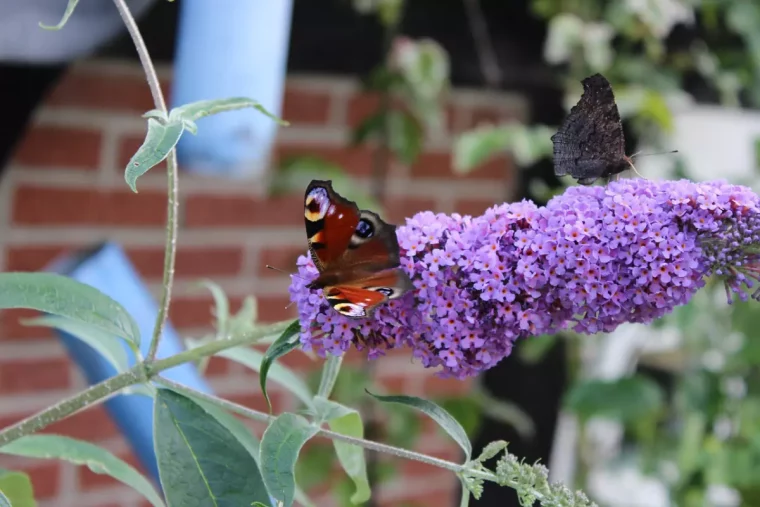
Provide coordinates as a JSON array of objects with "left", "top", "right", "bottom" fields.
[
  {"left": 224, "top": 391, "right": 288, "bottom": 415},
  {"left": 44, "top": 405, "right": 119, "bottom": 442},
  {"left": 12, "top": 186, "right": 167, "bottom": 226},
  {"left": 383, "top": 197, "right": 436, "bottom": 224},
  {"left": 170, "top": 297, "right": 240, "bottom": 329},
  {"left": 256, "top": 295, "right": 297, "bottom": 323},
  {"left": 258, "top": 246, "right": 307, "bottom": 278},
  {"left": 0, "top": 309, "right": 50, "bottom": 341},
  {"left": 346, "top": 92, "right": 381, "bottom": 128},
  {"left": 79, "top": 448, "right": 145, "bottom": 490},
  {"left": 454, "top": 198, "right": 499, "bottom": 217},
  {"left": 274, "top": 143, "right": 374, "bottom": 176},
  {"left": 281, "top": 87, "right": 331, "bottom": 125},
  {"left": 375, "top": 372, "right": 408, "bottom": 394},
  {"left": 5, "top": 245, "right": 73, "bottom": 272},
  {"left": 127, "top": 246, "right": 245, "bottom": 280},
  {"left": 11, "top": 126, "right": 101, "bottom": 169},
  {"left": 117, "top": 135, "right": 167, "bottom": 173},
  {"left": 184, "top": 193, "right": 303, "bottom": 228},
  {"left": 46, "top": 70, "right": 171, "bottom": 113},
  {"left": 24, "top": 461, "right": 61, "bottom": 500},
  {"left": 411, "top": 151, "right": 510, "bottom": 180},
  {"left": 0, "top": 358, "right": 70, "bottom": 394},
  {"left": 204, "top": 356, "right": 231, "bottom": 377}
]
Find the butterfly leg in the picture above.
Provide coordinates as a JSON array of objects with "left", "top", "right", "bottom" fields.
[{"left": 624, "top": 156, "right": 648, "bottom": 180}]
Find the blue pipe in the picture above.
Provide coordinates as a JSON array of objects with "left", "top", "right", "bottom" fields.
[{"left": 171, "top": 0, "right": 295, "bottom": 178}]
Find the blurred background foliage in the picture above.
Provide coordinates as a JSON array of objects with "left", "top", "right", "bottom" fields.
[{"left": 268, "top": 0, "right": 760, "bottom": 505}]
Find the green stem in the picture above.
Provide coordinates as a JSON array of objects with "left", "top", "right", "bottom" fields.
[
  {"left": 153, "top": 377, "right": 496, "bottom": 480},
  {"left": 317, "top": 354, "right": 344, "bottom": 398},
  {"left": 112, "top": 0, "right": 179, "bottom": 363},
  {"left": 0, "top": 320, "right": 293, "bottom": 447}
]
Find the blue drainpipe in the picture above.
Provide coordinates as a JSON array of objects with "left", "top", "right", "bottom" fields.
[{"left": 171, "top": 1, "right": 295, "bottom": 179}]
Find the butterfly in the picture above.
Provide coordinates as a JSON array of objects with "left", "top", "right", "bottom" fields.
[
  {"left": 303, "top": 179, "right": 413, "bottom": 319},
  {"left": 551, "top": 73, "right": 637, "bottom": 186}
]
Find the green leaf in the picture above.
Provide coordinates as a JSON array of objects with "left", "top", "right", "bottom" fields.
[
  {"left": 0, "top": 272, "right": 140, "bottom": 347},
  {"left": 475, "top": 440, "right": 508, "bottom": 463},
  {"left": 388, "top": 110, "right": 424, "bottom": 165},
  {"left": 367, "top": 390, "right": 472, "bottom": 460},
  {"left": 0, "top": 469, "right": 35, "bottom": 507},
  {"left": 564, "top": 375, "right": 665, "bottom": 423},
  {"left": 197, "top": 279, "right": 230, "bottom": 338},
  {"left": 260, "top": 413, "right": 319, "bottom": 507},
  {"left": 228, "top": 295, "right": 258, "bottom": 338},
  {"left": 313, "top": 397, "right": 370, "bottom": 504},
  {"left": 38, "top": 0, "right": 80, "bottom": 30},
  {"left": 317, "top": 355, "right": 344, "bottom": 399},
  {"left": 216, "top": 346, "right": 314, "bottom": 409},
  {"left": 260, "top": 320, "right": 302, "bottom": 412},
  {"left": 154, "top": 389, "right": 271, "bottom": 507},
  {"left": 453, "top": 126, "right": 510, "bottom": 173},
  {"left": 169, "top": 97, "right": 289, "bottom": 126},
  {"left": 125, "top": 118, "right": 184, "bottom": 193},
  {"left": 21, "top": 315, "right": 130, "bottom": 372},
  {"left": 0, "top": 435, "right": 163, "bottom": 507},
  {"left": 351, "top": 111, "right": 386, "bottom": 146}
]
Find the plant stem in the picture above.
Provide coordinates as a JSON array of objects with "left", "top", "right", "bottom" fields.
[
  {"left": 154, "top": 377, "right": 497, "bottom": 481},
  {"left": 0, "top": 320, "right": 293, "bottom": 447},
  {"left": 0, "top": 366, "right": 144, "bottom": 447},
  {"left": 112, "top": 0, "right": 179, "bottom": 363}
]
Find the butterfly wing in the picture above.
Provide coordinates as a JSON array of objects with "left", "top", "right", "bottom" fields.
[
  {"left": 551, "top": 74, "right": 627, "bottom": 184},
  {"left": 304, "top": 180, "right": 362, "bottom": 271},
  {"left": 324, "top": 268, "right": 413, "bottom": 319}
]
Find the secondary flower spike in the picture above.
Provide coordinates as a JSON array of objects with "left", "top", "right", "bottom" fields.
[{"left": 289, "top": 179, "right": 760, "bottom": 378}]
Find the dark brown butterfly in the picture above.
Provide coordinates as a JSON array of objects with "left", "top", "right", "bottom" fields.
[
  {"left": 551, "top": 73, "right": 638, "bottom": 185},
  {"left": 303, "top": 180, "right": 413, "bottom": 319}
]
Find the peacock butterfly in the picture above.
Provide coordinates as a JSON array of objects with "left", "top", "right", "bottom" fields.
[
  {"left": 303, "top": 179, "right": 413, "bottom": 319},
  {"left": 551, "top": 73, "right": 634, "bottom": 185}
]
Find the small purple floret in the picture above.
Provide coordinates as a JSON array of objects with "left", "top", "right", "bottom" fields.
[{"left": 288, "top": 179, "right": 760, "bottom": 378}]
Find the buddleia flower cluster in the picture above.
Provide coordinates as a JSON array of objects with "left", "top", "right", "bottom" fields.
[{"left": 288, "top": 179, "right": 760, "bottom": 379}]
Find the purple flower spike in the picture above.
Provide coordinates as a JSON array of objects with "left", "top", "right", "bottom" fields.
[{"left": 288, "top": 179, "right": 760, "bottom": 378}]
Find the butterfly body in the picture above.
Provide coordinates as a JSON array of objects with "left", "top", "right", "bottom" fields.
[
  {"left": 551, "top": 73, "right": 632, "bottom": 185},
  {"left": 303, "top": 180, "right": 413, "bottom": 319}
]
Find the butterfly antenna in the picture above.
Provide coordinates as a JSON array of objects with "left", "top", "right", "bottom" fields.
[
  {"left": 629, "top": 149, "right": 679, "bottom": 159},
  {"left": 624, "top": 156, "right": 647, "bottom": 180},
  {"left": 265, "top": 264, "right": 307, "bottom": 282}
]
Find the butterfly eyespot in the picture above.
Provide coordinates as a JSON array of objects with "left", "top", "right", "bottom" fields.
[
  {"left": 375, "top": 287, "right": 394, "bottom": 297},
  {"left": 355, "top": 219, "right": 375, "bottom": 239}
]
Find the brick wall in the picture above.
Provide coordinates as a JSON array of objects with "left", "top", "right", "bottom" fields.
[{"left": 0, "top": 60, "right": 526, "bottom": 507}]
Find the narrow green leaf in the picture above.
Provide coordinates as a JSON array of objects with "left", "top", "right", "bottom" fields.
[
  {"left": 169, "top": 97, "right": 289, "bottom": 126},
  {"left": 0, "top": 435, "right": 164, "bottom": 507},
  {"left": 0, "top": 469, "right": 35, "bottom": 507},
  {"left": 228, "top": 295, "right": 258, "bottom": 337},
  {"left": 475, "top": 440, "right": 508, "bottom": 463},
  {"left": 459, "top": 483, "right": 471, "bottom": 507},
  {"left": 260, "top": 320, "right": 302, "bottom": 412},
  {"left": 216, "top": 347, "right": 313, "bottom": 409},
  {"left": 21, "top": 315, "right": 130, "bottom": 372},
  {"left": 388, "top": 110, "right": 423, "bottom": 165},
  {"left": 564, "top": 376, "right": 665, "bottom": 423},
  {"left": 154, "top": 389, "right": 271, "bottom": 507},
  {"left": 0, "top": 491, "right": 9, "bottom": 507},
  {"left": 313, "top": 398, "right": 370, "bottom": 504},
  {"left": 197, "top": 279, "right": 230, "bottom": 337},
  {"left": 125, "top": 118, "right": 184, "bottom": 193},
  {"left": 38, "top": 0, "right": 80, "bottom": 30},
  {"left": 142, "top": 109, "right": 169, "bottom": 122},
  {"left": 351, "top": 112, "right": 385, "bottom": 146},
  {"left": 0, "top": 272, "right": 140, "bottom": 347},
  {"left": 260, "top": 413, "right": 319, "bottom": 507},
  {"left": 317, "top": 355, "right": 343, "bottom": 399},
  {"left": 367, "top": 390, "right": 472, "bottom": 460}
]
